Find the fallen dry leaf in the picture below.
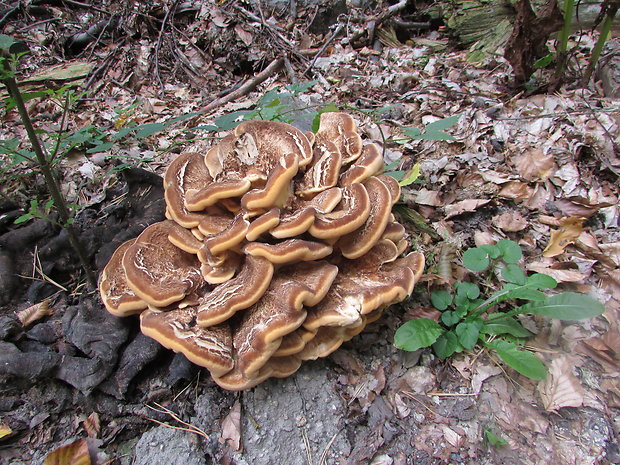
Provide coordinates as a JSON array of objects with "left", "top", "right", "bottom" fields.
[
  {"left": 492, "top": 211, "right": 528, "bottom": 232},
  {"left": 43, "top": 438, "right": 91, "bottom": 465},
  {"left": 17, "top": 299, "right": 52, "bottom": 326},
  {"left": 538, "top": 356, "right": 584, "bottom": 412},
  {"left": 514, "top": 148, "right": 557, "bottom": 181},
  {"left": 81, "top": 413, "right": 100, "bottom": 439},
  {"left": 527, "top": 261, "right": 588, "bottom": 282},
  {"left": 581, "top": 330, "right": 620, "bottom": 374},
  {"left": 471, "top": 363, "right": 503, "bottom": 394},
  {"left": 598, "top": 242, "right": 620, "bottom": 267},
  {"left": 553, "top": 197, "right": 614, "bottom": 218},
  {"left": 543, "top": 217, "right": 585, "bottom": 257},
  {"left": 415, "top": 188, "right": 443, "bottom": 206},
  {"left": 220, "top": 400, "right": 242, "bottom": 451},
  {"left": 498, "top": 181, "right": 534, "bottom": 201},
  {"left": 444, "top": 199, "right": 491, "bottom": 219},
  {"left": 0, "top": 424, "right": 12, "bottom": 439}
]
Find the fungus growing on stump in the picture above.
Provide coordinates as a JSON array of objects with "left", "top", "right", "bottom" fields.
[{"left": 99, "top": 112, "right": 424, "bottom": 390}]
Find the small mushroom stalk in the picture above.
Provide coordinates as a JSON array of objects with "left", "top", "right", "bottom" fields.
[{"left": 99, "top": 112, "right": 424, "bottom": 390}]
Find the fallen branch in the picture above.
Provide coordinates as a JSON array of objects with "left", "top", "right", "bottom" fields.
[
  {"left": 198, "top": 58, "right": 285, "bottom": 114},
  {"left": 304, "top": 22, "right": 345, "bottom": 76}
]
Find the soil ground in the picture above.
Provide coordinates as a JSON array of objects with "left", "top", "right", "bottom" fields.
[{"left": 0, "top": 1, "right": 619, "bottom": 464}]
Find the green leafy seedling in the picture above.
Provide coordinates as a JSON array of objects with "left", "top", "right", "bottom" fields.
[{"left": 394, "top": 240, "right": 605, "bottom": 379}]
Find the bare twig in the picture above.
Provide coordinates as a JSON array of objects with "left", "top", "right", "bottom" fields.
[
  {"left": 198, "top": 58, "right": 285, "bottom": 114},
  {"left": 304, "top": 22, "right": 345, "bottom": 76},
  {"left": 154, "top": 0, "right": 180, "bottom": 91},
  {"left": 346, "top": 0, "right": 409, "bottom": 45}
]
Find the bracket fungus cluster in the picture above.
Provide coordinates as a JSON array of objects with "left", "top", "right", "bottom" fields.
[{"left": 100, "top": 112, "right": 424, "bottom": 390}]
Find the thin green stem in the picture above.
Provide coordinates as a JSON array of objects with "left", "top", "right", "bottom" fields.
[
  {"left": 581, "top": 4, "right": 619, "bottom": 87},
  {"left": 555, "top": 0, "right": 575, "bottom": 75},
  {"left": 1, "top": 64, "right": 96, "bottom": 288}
]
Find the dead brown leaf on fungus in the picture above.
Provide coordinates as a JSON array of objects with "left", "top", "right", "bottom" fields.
[
  {"left": 543, "top": 217, "right": 585, "bottom": 257},
  {"left": 220, "top": 400, "right": 242, "bottom": 452},
  {"left": 514, "top": 148, "right": 557, "bottom": 181},
  {"left": 492, "top": 211, "right": 528, "bottom": 232},
  {"left": 538, "top": 356, "right": 585, "bottom": 412},
  {"left": 444, "top": 199, "right": 491, "bottom": 219}
]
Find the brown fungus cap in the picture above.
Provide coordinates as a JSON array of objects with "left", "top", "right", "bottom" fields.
[
  {"left": 196, "top": 255, "right": 274, "bottom": 327},
  {"left": 99, "top": 111, "right": 426, "bottom": 390},
  {"left": 122, "top": 221, "right": 204, "bottom": 308},
  {"left": 339, "top": 143, "right": 384, "bottom": 186},
  {"left": 309, "top": 183, "right": 371, "bottom": 239},
  {"left": 338, "top": 176, "right": 393, "bottom": 259},
  {"left": 99, "top": 239, "right": 147, "bottom": 316},
  {"left": 233, "top": 261, "right": 338, "bottom": 376},
  {"left": 164, "top": 152, "right": 213, "bottom": 228},
  {"left": 315, "top": 112, "right": 363, "bottom": 164},
  {"left": 140, "top": 307, "right": 234, "bottom": 377}
]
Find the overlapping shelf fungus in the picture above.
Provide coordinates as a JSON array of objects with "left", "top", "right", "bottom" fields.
[{"left": 99, "top": 112, "right": 424, "bottom": 390}]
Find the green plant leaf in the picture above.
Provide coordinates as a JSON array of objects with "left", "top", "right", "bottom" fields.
[
  {"left": 409, "top": 131, "right": 456, "bottom": 141},
  {"left": 214, "top": 111, "right": 251, "bottom": 131},
  {"left": 484, "top": 429, "right": 508, "bottom": 447},
  {"left": 456, "top": 281, "right": 480, "bottom": 299},
  {"left": 87, "top": 142, "right": 113, "bottom": 153},
  {"left": 424, "top": 114, "right": 461, "bottom": 132},
  {"left": 0, "top": 34, "right": 15, "bottom": 50},
  {"left": 496, "top": 240, "right": 522, "bottom": 263},
  {"left": 503, "top": 287, "right": 546, "bottom": 301},
  {"left": 394, "top": 318, "right": 444, "bottom": 351},
  {"left": 401, "top": 126, "right": 422, "bottom": 138},
  {"left": 501, "top": 264, "right": 527, "bottom": 285},
  {"left": 533, "top": 53, "right": 554, "bottom": 69},
  {"left": 430, "top": 290, "right": 452, "bottom": 310},
  {"left": 526, "top": 273, "right": 557, "bottom": 290},
  {"left": 441, "top": 310, "right": 461, "bottom": 326},
  {"left": 483, "top": 317, "right": 532, "bottom": 338},
  {"left": 487, "top": 340, "right": 547, "bottom": 379},
  {"left": 479, "top": 244, "right": 500, "bottom": 259},
  {"left": 519, "top": 292, "right": 605, "bottom": 320},
  {"left": 455, "top": 320, "right": 483, "bottom": 349},
  {"left": 462, "top": 247, "right": 490, "bottom": 271},
  {"left": 433, "top": 331, "right": 461, "bottom": 359},
  {"left": 399, "top": 163, "right": 420, "bottom": 187}
]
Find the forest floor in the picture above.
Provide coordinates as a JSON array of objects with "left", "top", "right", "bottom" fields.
[{"left": 0, "top": 1, "right": 619, "bottom": 464}]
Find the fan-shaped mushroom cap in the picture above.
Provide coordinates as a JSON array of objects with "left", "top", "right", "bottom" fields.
[
  {"left": 199, "top": 251, "right": 241, "bottom": 284},
  {"left": 140, "top": 307, "right": 234, "bottom": 377},
  {"left": 376, "top": 174, "right": 401, "bottom": 205},
  {"left": 382, "top": 222, "right": 406, "bottom": 243},
  {"left": 167, "top": 220, "right": 204, "bottom": 254},
  {"left": 338, "top": 176, "right": 393, "bottom": 259},
  {"left": 164, "top": 152, "right": 213, "bottom": 228},
  {"left": 270, "top": 207, "right": 316, "bottom": 238},
  {"left": 185, "top": 178, "right": 252, "bottom": 211},
  {"left": 99, "top": 239, "right": 147, "bottom": 316},
  {"left": 304, "top": 246, "right": 425, "bottom": 331},
  {"left": 122, "top": 221, "right": 204, "bottom": 307},
  {"left": 315, "top": 112, "right": 363, "bottom": 164},
  {"left": 296, "top": 140, "right": 342, "bottom": 198},
  {"left": 196, "top": 256, "right": 274, "bottom": 327},
  {"left": 296, "top": 326, "right": 346, "bottom": 361},
  {"left": 202, "top": 214, "right": 250, "bottom": 257},
  {"left": 241, "top": 153, "right": 299, "bottom": 211},
  {"left": 243, "top": 239, "right": 333, "bottom": 264},
  {"left": 309, "top": 183, "right": 371, "bottom": 239},
  {"left": 233, "top": 261, "right": 338, "bottom": 375},
  {"left": 272, "top": 327, "right": 317, "bottom": 357},
  {"left": 246, "top": 208, "right": 280, "bottom": 241},
  {"left": 339, "top": 143, "right": 384, "bottom": 186},
  {"left": 270, "top": 187, "right": 343, "bottom": 239},
  {"left": 266, "top": 356, "right": 303, "bottom": 378}
]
